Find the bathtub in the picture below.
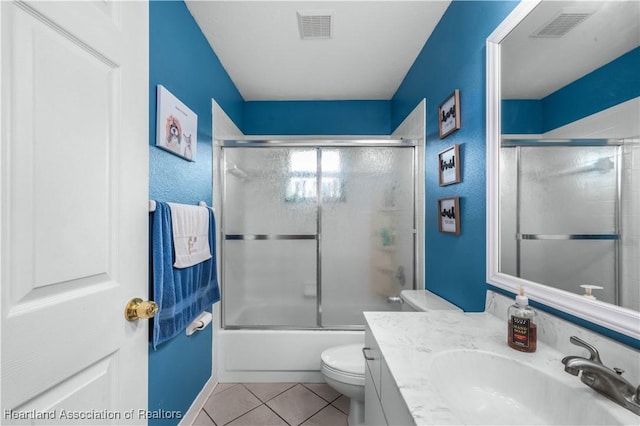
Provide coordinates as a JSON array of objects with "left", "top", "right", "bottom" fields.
[
  {"left": 213, "top": 304, "right": 365, "bottom": 383},
  {"left": 212, "top": 291, "right": 459, "bottom": 383}
]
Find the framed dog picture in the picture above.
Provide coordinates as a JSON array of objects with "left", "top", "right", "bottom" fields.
[
  {"left": 156, "top": 85, "right": 197, "bottom": 161},
  {"left": 438, "top": 89, "right": 460, "bottom": 139},
  {"left": 438, "top": 197, "right": 460, "bottom": 235},
  {"left": 438, "top": 144, "right": 461, "bottom": 186}
]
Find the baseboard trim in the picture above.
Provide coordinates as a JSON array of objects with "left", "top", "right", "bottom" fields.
[
  {"left": 178, "top": 377, "right": 217, "bottom": 426},
  {"left": 217, "top": 370, "right": 324, "bottom": 383}
]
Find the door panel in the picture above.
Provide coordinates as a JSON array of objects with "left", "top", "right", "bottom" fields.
[
  {"left": 321, "top": 147, "right": 415, "bottom": 326},
  {"left": 13, "top": 355, "right": 119, "bottom": 424},
  {"left": 1, "top": 1, "right": 148, "bottom": 421},
  {"left": 222, "top": 148, "right": 318, "bottom": 327},
  {"left": 10, "top": 1, "right": 114, "bottom": 302}
]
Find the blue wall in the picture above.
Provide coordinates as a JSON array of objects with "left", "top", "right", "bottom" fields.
[
  {"left": 148, "top": 1, "right": 244, "bottom": 424},
  {"left": 391, "top": 1, "right": 518, "bottom": 311},
  {"left": 502, "top": 46, "right": 640, "bottom": 134},
  {"left": 542, "top": 46, "right": 640, "bottom": 132},
  {"left": 243, "top": 100, "right": 391, "bottom": 135},
  {"left": 501, "top": 99, "right": 543, "bottom": 134}
]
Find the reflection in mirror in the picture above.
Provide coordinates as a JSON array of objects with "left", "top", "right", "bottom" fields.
[
  {"left": 487, "top": 0, "right": 640, "bottom": 341},
  {"left": 500, "top": 140, "right": 624, "bottom": 306}
]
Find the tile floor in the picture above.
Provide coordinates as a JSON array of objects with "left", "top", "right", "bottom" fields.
[{"left": 193, "top": 383, "right": 349, "bottom": 426}]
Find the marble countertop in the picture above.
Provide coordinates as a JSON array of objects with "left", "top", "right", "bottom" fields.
[
  {"left": 364, "top": 310, "right": 638, "bottom": 425},
  {"left": 399, "top": 289, "right": 462, "bottom": 312}
]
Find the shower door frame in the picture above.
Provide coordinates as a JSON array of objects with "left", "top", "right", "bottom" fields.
[{"left": 215, "top": 139, "right": 423, "bottom": 331}]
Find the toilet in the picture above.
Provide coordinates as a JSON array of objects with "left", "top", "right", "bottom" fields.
[
  {"left": 319, "top": 298, "right": 423, "bottom": 425},
  {"left": 320, "top": 291, "right": 461, "bottom": 425},
  {"left": 320, "top": 343, "right": 365, "bottom": 425}
]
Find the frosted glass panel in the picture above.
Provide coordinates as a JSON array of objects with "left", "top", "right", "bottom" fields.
[
  {"left": 520, "top": 240, "right": 616, "bottom": 304},
  {"left": 520, "top": 146, "right": 617, "bottom": 234},
  {"left": 502, "top": 145, "right": 620, "bottom": 302},
  {"left": 321, "top": 147, "right": 414, "bottom": 326},
  {"left": 223, "top": 240, "right": 317, "bottom": 327},
  {"left": 500, "top": 147, "right": 517, "bottom": 276},
  {"left": 224, "top": 148, "right": 317, "bottom": 235},
  {"left": 221, "top": 144, "right": 415, "bottom": 329}
]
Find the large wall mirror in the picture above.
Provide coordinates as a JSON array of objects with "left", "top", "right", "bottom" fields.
[{"left": 487, "top": 0, "right": 640, "bottom": 340}]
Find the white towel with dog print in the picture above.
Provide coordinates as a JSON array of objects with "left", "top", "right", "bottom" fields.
[{"left": 168, "top": 203, "right": 212, "bottom": 269}]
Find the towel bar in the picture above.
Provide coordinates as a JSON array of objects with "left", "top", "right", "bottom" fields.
[{"left": 148, "top": 200, "right": 211, "bottom": 212}]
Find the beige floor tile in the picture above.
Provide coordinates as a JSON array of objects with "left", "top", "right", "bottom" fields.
[
  {"left": 193, "top": 411, "right": 216, "bottom": 426},
  {"left": 266, "top": 384, "right": 328, "bottom": 425},
  {"left": 227, "top": 405, "right": 288, "bottom": 426},
  {"left": 212, "top": 383, "right": 239, "bottom": 396},
  {"left": 300, "top": 405, "right": 348, "bottom": 426},
  {"left": 331, "top": 395, "right": 350, "bottom": 415},
  {"left": 243, "top": 383, "right": 296, "bottom": 402},
  {"left": 302, "top": 383, "right": 340, "bottom": 402},
  {"left": 204, "top": 383, "right": 261, "bottom": 425}
]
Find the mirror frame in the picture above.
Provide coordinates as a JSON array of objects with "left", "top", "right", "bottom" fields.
[{"left": 486, "top": 0, "right": 640, "bottom": 341}]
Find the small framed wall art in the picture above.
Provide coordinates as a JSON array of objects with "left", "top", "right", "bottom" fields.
[
  {"left": 156, "top": 85, "right": 197, "bottom": 161},
  {"left": 438, "top": 196, "right": 460, "bottom": 235},
  {"left": 438, "top": 89, "right": 460, "bottom": 139},
  {"left": 438, "top": 144, "right": 461, "bottom": 186}
]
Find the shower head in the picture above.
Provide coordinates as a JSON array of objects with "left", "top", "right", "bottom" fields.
[
  {"left": 549, "top": 156, "right": 615, "bottom": 178},
  {"left": 592, "top": 157, "right": 614, "bottom": 173},
  {"left": 227, "top": 165, "right": 249, "bottom": 180}
]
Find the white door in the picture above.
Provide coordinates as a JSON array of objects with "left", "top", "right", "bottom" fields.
[{"left": 1, "top": 1, "right": 149, "bottom": 424}]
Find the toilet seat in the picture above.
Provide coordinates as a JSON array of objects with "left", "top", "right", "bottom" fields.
[
  {"left": 321, "top": 362, "right": 365, "bottom": 386},
  {"left": 320, "top": 344, "right": 365, "bottom": 386}
]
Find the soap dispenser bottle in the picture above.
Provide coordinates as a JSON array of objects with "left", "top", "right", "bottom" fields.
[{"left": 507, "top": 286, "right": 537, "bottom": 352}]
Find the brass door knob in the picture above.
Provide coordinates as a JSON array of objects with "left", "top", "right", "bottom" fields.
[{"left": 125, "top": 298, "right": 159, "bottom": 321}]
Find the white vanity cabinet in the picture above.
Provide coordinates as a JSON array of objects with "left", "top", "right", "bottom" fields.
[
  {"left": 364, "top": 325, "right": 414, "bottom": 426},
  {"left": 364, "top": 325, "right": 385, "bottom": 425}
]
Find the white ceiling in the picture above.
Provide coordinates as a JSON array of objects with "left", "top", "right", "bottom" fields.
[
  {"left": 501, "top": 1, "right": 640, "bottom": 99},
  {"left": 185, "top": 1, "right": 451, "bottom": 101},
  {"left": 185, "top": 1, "right": 639, "bottom": 102}
]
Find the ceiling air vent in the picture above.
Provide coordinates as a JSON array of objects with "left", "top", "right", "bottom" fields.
[
  {"left": 297, "top": 10, "right": 333, "bottom": 40},
  {"left": 530, "top": 8, "right": 595, "bottom": 38}
]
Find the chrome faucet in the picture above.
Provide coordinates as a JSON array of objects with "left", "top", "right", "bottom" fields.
[{"left": 561, "top": 336, "right": 640, "bottom": 416}]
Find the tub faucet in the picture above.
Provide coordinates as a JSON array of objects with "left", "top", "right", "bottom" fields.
[{"left": 561, "top": 336, "right": 640, "bottom": 415}]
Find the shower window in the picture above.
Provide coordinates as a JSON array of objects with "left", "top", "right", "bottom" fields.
[{"left": 285, "top": 150, "right": 344, "bottom": 202}]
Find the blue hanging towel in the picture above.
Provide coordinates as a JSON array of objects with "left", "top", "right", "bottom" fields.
[{"left": 151, "top": 201, "right": 220, "bottom": 349}]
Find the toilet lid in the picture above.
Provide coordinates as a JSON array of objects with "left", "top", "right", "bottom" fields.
[{"left": 320, "top": 344, "right": 365, "bottom": 376}]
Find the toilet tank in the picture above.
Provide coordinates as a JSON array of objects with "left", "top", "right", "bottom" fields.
[{"left": 399, "top": 290, "right": 462, "bottom": 312}]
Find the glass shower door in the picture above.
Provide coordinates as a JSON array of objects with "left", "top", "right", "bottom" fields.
[
  {"left": 221, "top": 144, "right": 416, "bottom": 329},
  {"left": 517, "top": 146, "right": 619, "bottom": 304},
  {"left": 222, "top": 147, "right": 318, "bottom": 327},
  {"left": 320, "top": 147, "right": 415, "bottom": 326}
]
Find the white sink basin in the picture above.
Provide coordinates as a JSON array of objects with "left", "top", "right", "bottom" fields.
[{"left": 428, "top": 350, "right": 637, "bottom": 425}]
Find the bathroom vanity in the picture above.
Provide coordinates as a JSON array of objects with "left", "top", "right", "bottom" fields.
[
  {"left": 364, "top": 289, "right": 462, "bottom": 424},
  {"left": 363, "top": 322, "right": 413, "bottom": 426},
  {"left": 363, "top": 291, "right": 639, "bottom": 425}
]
